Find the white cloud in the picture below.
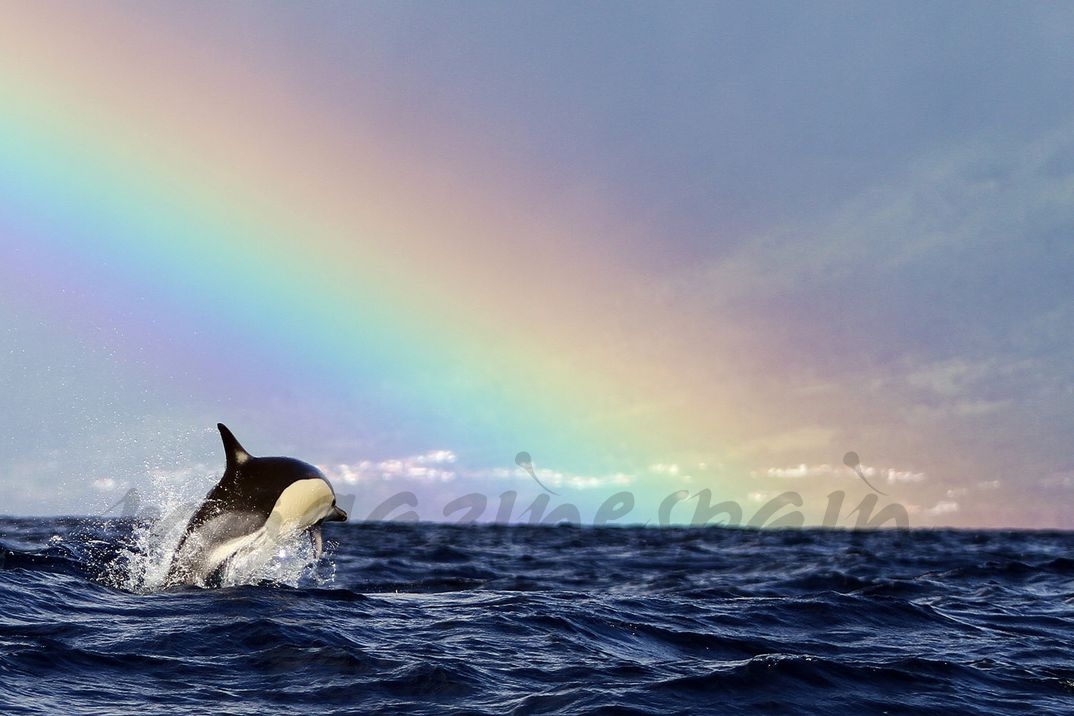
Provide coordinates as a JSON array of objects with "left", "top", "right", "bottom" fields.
[
  {"left": 524, "top": 468, "right": 635, "bottom": 490},
  {"left": 754, "top": 463, "right": 926, "bottom": 485},
  {"left": 925, "top": 500, "right": 960, "bottom": 516},
  {"left": 563, "top": 472, "right": 634, "bottom": 490},
  {"left": 886, "top": 468, "right": 926, "bottom": 484},
  {"left": 447, "top": 465, "right": 636, "bottom": 490},
  {"left": 762, "top": 463, "right": 835, "bottom": 479},
  {"left": 320, "top": 450, "right": 458, "bottom": 484}
]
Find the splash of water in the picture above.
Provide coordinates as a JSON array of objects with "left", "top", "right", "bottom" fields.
[{"left": 97, "top": 467, "right": 335, "bottom": 593}]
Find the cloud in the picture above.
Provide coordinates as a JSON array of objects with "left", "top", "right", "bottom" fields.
[
  {"left": 321, "top": 450, "right": 458, "bottom": 484},
  {"left": 759, "top": 463, "right": 835, "bottom": 479},
  {"left": 325, "top": 458, "right": 637, "bottom": 491},
  {"left": 925, "top": 500, "right": 960, "bottom": 516},
  {"left": 886, "top": 469, "right": 926, "bottom": 484},
  {"left": 754, "top": 462, "right": 926, "bottom": 485},
  {"left": 506, "top": 468, "right": 633, "bottom": 491}
]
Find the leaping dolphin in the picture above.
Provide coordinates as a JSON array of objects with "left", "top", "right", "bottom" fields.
[{"left": 164, "top": 424, "right": 347, "bottom": 587}]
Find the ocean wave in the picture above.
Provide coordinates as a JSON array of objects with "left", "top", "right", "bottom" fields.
[{"left": 1, "top": 520, "right": 1072, "bottom": 714}]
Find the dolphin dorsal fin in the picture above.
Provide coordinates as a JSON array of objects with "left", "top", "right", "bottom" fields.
[{"left": 218, "top": 423, "right": 252, "bottom": 468}]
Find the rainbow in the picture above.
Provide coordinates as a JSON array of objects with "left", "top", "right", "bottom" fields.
[{"left": 0, "top": 6, "right": 753, "bottom": 514}]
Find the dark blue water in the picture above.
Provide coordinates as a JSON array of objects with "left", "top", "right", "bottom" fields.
[{"left": 2, "top": 519, "right": 1073, "bottom": 715}]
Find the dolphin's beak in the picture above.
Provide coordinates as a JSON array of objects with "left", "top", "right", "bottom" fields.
[{"left": 325, "top": 504, "right": 348, "bottom": 522}]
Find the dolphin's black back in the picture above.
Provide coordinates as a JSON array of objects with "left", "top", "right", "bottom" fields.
[{"left": 182, "top": 456, "right": 325, "bottom": 530}]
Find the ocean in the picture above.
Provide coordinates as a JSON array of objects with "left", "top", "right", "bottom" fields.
[{"left": 1, "top": 518, "right": 1072, "bottom": 714}]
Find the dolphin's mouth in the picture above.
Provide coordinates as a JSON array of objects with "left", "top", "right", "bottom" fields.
[{"left": 323, "top": 505, "right": 348, "bottom": 522}]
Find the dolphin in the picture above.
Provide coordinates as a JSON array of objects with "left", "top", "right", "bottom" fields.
[{"left": 164, "top": 424, "right": 347, "bottom": 587}]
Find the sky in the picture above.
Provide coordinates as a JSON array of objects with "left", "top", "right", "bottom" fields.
[{"left": 1, "top": 2, "right": 1072, "bottom": 527}]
